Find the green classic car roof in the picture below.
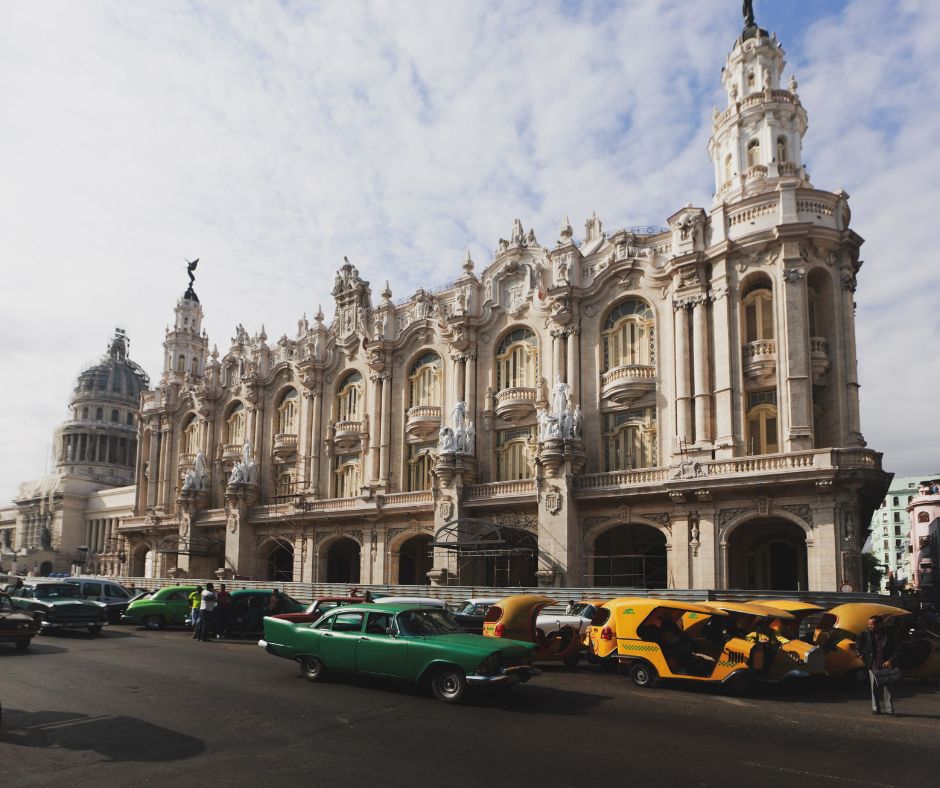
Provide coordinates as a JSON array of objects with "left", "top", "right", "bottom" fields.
[{"left": 318, "top": 602, "right": 441, "bottom": 614}]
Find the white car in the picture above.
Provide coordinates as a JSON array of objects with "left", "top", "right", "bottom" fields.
[
  {"left": 536, "top": 600, "right": 608, "bottom": 637},
  {"left": 378, "top": 596, "right": 447, "bottom": 608}
]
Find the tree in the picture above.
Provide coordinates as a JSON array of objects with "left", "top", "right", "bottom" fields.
[{"left": 861, "top": 552, "right": 885, "bottom": 593}]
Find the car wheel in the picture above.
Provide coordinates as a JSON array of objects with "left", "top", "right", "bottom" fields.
[
  {"left": 15, "top": 639, "right": 31, "bottom": 651},
  {"left": 88, "top": 625, "right": 102, "bottom": 636},
  {"left": 431, "top": 666, "right": 468, "bottom": 704},
  {"left": 143, "top": 615, "right": 164, "bottom": 631},
  {"left": 563, "top": 652, "right": 581, "bottom": 669},
  {"left": 300, "top": 656, "right": 325, "bottom": 682},
  {"left": 630, "top": 662, "right": 658, "bottom": 688}
]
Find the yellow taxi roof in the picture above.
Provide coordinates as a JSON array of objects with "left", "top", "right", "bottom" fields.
[
  {"left": 827, "top": 603, "right": 911, "bottom": 633},
  {"left": 748, "top": 599, "right": 824, "bottom": 613},
  {"left": 603, "top": 597, "right": 724, "bottom": 617},
  {"left": 706, "top": 601, "right": 796, "bottom": 620}
]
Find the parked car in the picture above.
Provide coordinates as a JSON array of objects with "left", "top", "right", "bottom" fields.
[
  {"left": 451, "top": 598, "right": 501, "bottom": 634},
  {"left": 8, "top": 580, "right": 109, "bottom": 636},
  {"left": 483, "top": 594, "right": 583, "bottom": 668},
  {"left": 259, "top": 602, "right": 539, "bottom": 703},
  {"left": 538, "top": 598, "right": 609, "bottom": 639},
  {"left": 63, "top": 577, "right": 136, "bottom": 624},
  {"left": 0, "top": 592, "right": 42, "bottom": 650},
  {"left": 272, "top": 596, "right": 366, "bottom": 625},
  {"left": 121, "top": 585, "right": 197, "bottom": 629},
  {"left": 226, "top": 589, "right": 305, "bottom": 636},
  {"left": 586, "top": 597, "right": 763, "bottom": 693}
]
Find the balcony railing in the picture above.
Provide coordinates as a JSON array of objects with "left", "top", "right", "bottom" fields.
[
  {"left": 222, "top": 443, "right": 242, "bottom": 461},
  {"left": 273, "top": 433, "right": 299, "bottom": 457},
  {"left": 465, "top": 479, "right": 537, "bottom": 500},
  {"left": 405, "top": 405, "right": 441, "bottom": 441},
  {"left": 743, "top": 338, "right": 777, "bottom": 383},
  {"left": 600, "top": 364, "right": 656, "bottom": 404},
  {"left": 494, "top": 387, "right": 537, "bottom": 423},
  {"left": 810, "top": 336, "right": 830, "bottom": 377},
  {"left": 178, "top": 452, "right": 196, "bottom": 468},
  {"left": 381, "top": 491, "right": 434, "bottom": 507}
]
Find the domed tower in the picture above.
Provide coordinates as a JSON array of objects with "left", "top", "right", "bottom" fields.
[
  {"left": 56, "top": 328, "right": 150, "bottom": 485},
  {"left": 162, "top": 263, "right": 209, "bottom": 384},
  {"left": 708, "top": 9, "right": 810, "bottom": 203}
]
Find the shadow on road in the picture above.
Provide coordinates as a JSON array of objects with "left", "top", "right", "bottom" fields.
[
  {"left": 0, "top": 643, "right": 69, "bottom": 657},
  {"left": 0, "top": 708, "right": 205, "bottom": 761}
]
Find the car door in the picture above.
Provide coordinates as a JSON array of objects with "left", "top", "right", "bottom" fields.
[
  {"left": 165, "top": 590, "right": 192, "bottom": 624},
  {"left": 320, "top": 611, "right": 364, "bottom": 670},
  {"left": 355, "top": 612, "right": 411, "bottom": 678},
  {"left": 81, "top": 581, "right": 104, "bottom": 603}
]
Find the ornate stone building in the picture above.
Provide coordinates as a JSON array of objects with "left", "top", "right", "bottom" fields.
[
  {"left": 0, "top": 330, "right": 148, "bottom": 576},
  {"left": 121, "top": 15, "right": 889, "bottom": 591}
]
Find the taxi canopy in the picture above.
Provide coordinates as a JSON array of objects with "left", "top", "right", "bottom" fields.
[
  {"left": 602, "top": 598, "right": 727, "bottom": 639},
  {"left": 705, "top": 601, "right": 796, "bottom": 620},
  {"left": 747, "top": 599, "right": 824, "bottom": 614},
  {"left": 824, "top": 603, "right": 911, "bottom": 635},
  {"left": 488, "top": 594, "right": 556, "bottom": 639}
]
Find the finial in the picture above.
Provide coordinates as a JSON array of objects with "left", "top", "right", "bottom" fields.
[
  {"left": 462, "top": 250, "right": 474, "bottom": 272},
  {"left": 259, "top": 324, "right": 267, "bottom": 342},
  {"left": 560, "top": 215, "right": 573, "bottom": 240},
  {"left": 211, "top": 344, "right": 219, "bottom": 360},
  {"left": 315, "top": 305, "right": 324, "bottom": 323},
  {"left": 381, "top": 280, "right": 392, "bottom": 300},
  {"left": 343, "top": 255, "right": 350, "bottom": 264}
]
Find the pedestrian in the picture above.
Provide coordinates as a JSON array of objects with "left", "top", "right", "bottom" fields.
[
  {"left": 268, "top": 589, "right": 285, "bottom": 615},
  {"left": 197, "top": 582, "right": 218, "bottom": 642},
  {"left": 189, "top": 585, "right": 203, "bottom": 639},
  {"left": 215, "top": 583, "right": 232, "bottom": 639},
  {"left": 857, "top": 615, "right": 899, "bottom": 716}
]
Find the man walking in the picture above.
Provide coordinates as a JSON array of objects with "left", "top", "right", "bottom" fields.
[
  {"left": 857, "top": 615, "right": 898, "bottom": 716},
  {"left": 189, "top": 585, "right": 203, "bottom": 639},
  {"left": 196, "top": 583, "right": 218, "bottom": 642},
  {"left": 215, "top": 583, "right": 232, "bottom": 639}
]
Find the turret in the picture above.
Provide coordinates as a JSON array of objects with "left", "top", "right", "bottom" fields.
[{"left": 162, "top": 261, "right": 210, "bottom": 383}]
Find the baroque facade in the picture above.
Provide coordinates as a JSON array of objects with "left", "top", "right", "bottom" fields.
[{"left": 120, "top": 16, "right": 889, "bottom": 591}]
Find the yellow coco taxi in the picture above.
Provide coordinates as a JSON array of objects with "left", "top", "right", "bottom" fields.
[
  {"left": 483, "top": 594, "right": 583, "bottom": 667},
  {"left": 587, "top": 597, "right": 763, "bottom": 693},
  {"left": 746, "top": 599, "right": 824, "bottom": 640},
  {"left": 698, "top": 601, "right": 825, "bottom": 680},
  {"left": 814, "top": 602, "right": 939, "bottom": 683}
]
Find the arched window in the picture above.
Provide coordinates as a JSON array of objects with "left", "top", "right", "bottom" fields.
[
  {"left": 176, "top": 355, "right": 186, "bottom": 375},
  {"left": 918, "top": 511, "right": 930, "bottom": 523},
  {"left": 892, "top": 496, "right": 900, "bottom": 507},
  {"left": 334, "top": 455, "right": 360, "bottom": 498},
  {"left": 126, "top": 413, "right": 134, "bottom": 426},
  {"left": 82, "top": 407, "right": 89, "bottom": 420},
  {"left": 408, "top": 444, "right": 435, "bottom": 492},
  {"left": 336, "top": 371, "right": 363, "bottom": 422},
  {"left": 275, "top": 471, "right": 296, "bottom": 498},
  {"left": 724, "top": 153, "right": 733, "bottom": 182},
  {"left": 747, "top": 71, "right": 756, "bottom": 89},
  {"left": 604, "top": 408, "right": 657, "bottom": 471},
  {"left": 742, "top": 285, "right": 774, "bottom": 342},
  {"left": 181, "top": 415, "right": 199, "bottom": 455},
  {"left": 409, "top": 352, "right": 441, "bottom": 407},
  {"left": 495, "top": 428, "right": 535, "bottom": 481},
  {"left": 111, "top": 409, "right": 119, "bottom": 423},
  {"left": 190, "top": 357, "right": 199, "bottom": 376},
  {"left": 776, "top": 135, "right": 788, "bottom": 163},
  {"left": 495, "top": 328, "right": 538, "bottom": 391},
  {"left": 746, "top": 391, "right": 778, "bottom": 455},
  {"left": 602, "top": 299, "right": 655, "bottom": 372},
  {"left": 226, "top": 402, "right": 246, "bottom": 444},
  {"left": 277, "top": 388, "right": 299, "bottom": 434},
  {"left": 96, "top": 407, "right": 103, "bottom": 421},
  {"left": 746, "top": 138, "right": 761, "bottom": 168}
]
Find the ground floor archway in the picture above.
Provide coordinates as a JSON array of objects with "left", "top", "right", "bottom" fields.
[
  {"left": 589, "top": 523, "right": 667, "bottom": 588},
  {"left": 431, "top": 518, "right": 538, "bottom": 587},
  {"left": 727, "top": 518, "right": 808, "bottom": 590},
  {"left": 397, "top": 534, "right": 433, "bottom": 585},
  {"left": 39, "top": 560, "right": 53, "bottom": 576},
  {"left": 263, "top": 539, "right": 294, "bottom": 582},
  {"left": 326, "top": 538, "right": 361, "bottom": 584}
]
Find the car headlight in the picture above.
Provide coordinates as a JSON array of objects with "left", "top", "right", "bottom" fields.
[{"left": 476, "top": 654, "right": 500, "bottom": 676}]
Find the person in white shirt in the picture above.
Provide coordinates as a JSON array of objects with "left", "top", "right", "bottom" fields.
[{"left": 196, "top": 582, "right": 218, "bottom": 642}]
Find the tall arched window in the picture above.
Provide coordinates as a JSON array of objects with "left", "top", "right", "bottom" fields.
[
  {"left": 409, "top": 352, "right": 441, "bottom": 407},
  {"left": 408, "top": 444, "right": 435, "bottom": 491},
  {"left": 96, "top": 407, "right": 103, "bottom": 421},
  {"left": 742, "top": 284, "right": 774, "bottom": 342},
  {"left": 746, "top": 138, "right": 761, "bottom": 168},
  {"left": 176, "top": 355, "right": 186, "bottom": 375},
  {"left": 602, "top": 299, "right": 655, "bottom": 372},
  {"left": 495, "top": 428, "right": 535, "bottom": 481},
  {"left": 746, "top": 391, "right": 778, "bottom": 455},
  {"left": 604, "top": 408, "right": 657, "bottom": 471},
  {"left": 277, "top": 388, "right": 299, "bottom": 434},
  {"left": 181, "top": 415, "right": 199, "bottom": 455},
  {"left": 776, "top": 135, "right": 788, "bottom": 163},
  {"left": 111, "top": 409, "right": 119, "bottom": 423},
  {"left": 495, "top": 328, "right": 538, "bottom": 391},
  {"left": 336, "top": 371, "right": 363, "bottom": 422},
  {"left": 334, "top": 454, "right": 360, "bottom": 498},
  {"left": 724, "top": 153, "right": 733, "bottom": 182},
  {"left": 190, "top": 357, "right": 199, "bottom": 376},
  {"left": 226, "top": 402, "right": 246, "bottom": 444}
]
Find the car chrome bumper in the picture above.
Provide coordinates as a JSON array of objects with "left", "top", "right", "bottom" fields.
[
  {"left": 258, "top": 639, "right": 269, "bottom": 651},
  {"left": 120, "top": 615, "right": 139, "bottom": 624},
  {"left": 468, "top": 666, "right": 541, "bottom": 685},
  {"left": 42, "top": 621, "right": 107, "bottom": 629}
]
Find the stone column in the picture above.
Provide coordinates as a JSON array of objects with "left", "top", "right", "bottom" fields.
[
  {"left": 566, "top": 326, "right": 581, "bottom": 407},
  {"left": 673, "top": 303, "right": 692, "bottom": 446},
  {"left": 781, "top": 262, "right": 814, "bottom": 450},
  {"left": 692, "top": 298, "right": 712, "bottom": 444},
  {"left": 839, "top": 270, "right": 864, "bottom": 446},
  {"left": 379, "top": 372, "right": 391, "bottom": 487},
  {"left": 301, "top": 389, "right": 315, "bottom": 489},
  {"left": 552, "top": 330, "right": 567, "bottom": 383},
  {"left": 310, "top": 388, "right": 323, "bottom": 496},
  {"left": 455, "top": 356, "right": 466, "bottom": 401},
  {"left": 369, "top": 375, "right": 382, "bottom": 484},
  {"left": 709, "top": 285, "right": 734, "bottom": 456}
]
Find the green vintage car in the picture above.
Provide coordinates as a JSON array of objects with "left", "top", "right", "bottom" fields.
[
  {"left": 121, "top": 585, "right": 197, "bottom": 629},
  {"left": 260, "top": 603, "right": 540, "bottom": 703}
]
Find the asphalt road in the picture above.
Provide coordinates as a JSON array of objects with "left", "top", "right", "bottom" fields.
[{"left": 2, "top": 626, "right": 938, "bottom": 788}]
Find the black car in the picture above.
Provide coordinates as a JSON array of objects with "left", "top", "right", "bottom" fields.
[
  {"left": 8, "top": 581, "right": 109, "bottom": 636},
  {"left": 451, "top": 598, "right": 501, "bottom": 635},
  {"left": 0, "top": 593, "right": 41, "bottom": 650}
]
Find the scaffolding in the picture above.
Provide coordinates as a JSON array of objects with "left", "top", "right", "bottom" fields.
[{"left": 431, "top": 515, "right": 538, "bottom": 587}]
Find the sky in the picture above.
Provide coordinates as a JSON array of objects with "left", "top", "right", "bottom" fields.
[{"left": 1, "top": 0, "right": 938, "bottom": 503}]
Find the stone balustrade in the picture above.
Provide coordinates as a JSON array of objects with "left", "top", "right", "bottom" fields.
[
  {"left": 600, "top": 364, "right": 657, "bottom": 404},
  {"left": 465, "top": 479, "right": 537, "bottom": 499},
  {"left": 494, "top": 387, "right": 538, "bottom": 423}
]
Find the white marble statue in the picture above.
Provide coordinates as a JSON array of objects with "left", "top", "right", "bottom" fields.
[
  {"left": 464, "top": 420, "right": 475, "bottom": 454},
  {"left": 438, "top": 426, "right": 457, "bottom": 454},
  {"left": 451, "top": 400, "right": 467, "bottom": 433},
  {"left": 551, "top": 375, "right": 570, "bottom": 419},
  {"left": 572, "top": 405, "right": 583, "bottom": 439},
  {"left": 561, "top": 406, "right": 573, "bottom": 439}
]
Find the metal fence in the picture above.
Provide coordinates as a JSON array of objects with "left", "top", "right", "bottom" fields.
[{"left": 109, "top": 576, "right": 890, "bottom": 615}]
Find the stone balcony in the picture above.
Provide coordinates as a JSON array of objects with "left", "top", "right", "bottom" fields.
[
  {"left": 810, "top": 337, "right": 831, "bottom": 378},
  {"left": 600, "top": 364, "right": 657, "bottom": 404},
  {"left": 495, "top": 387, "right": 537, "bottom": 423},
  {"left": 273, "top": 432, "right": 298, "bottom": 460},
  {"left": 333, "top": 420, "right": 363, "bottom": 451},
  {"left": 222, "top": 443, "right": 242, "bottom": 462},
  {"left": 404, "top": 405, "right": 441, "bottom": 442},
  {"left": 743, "top": 339, "right": 777, "bottom": 383},
  {"left": 178, "top": 452, "right": 196, "bottom": 469}
]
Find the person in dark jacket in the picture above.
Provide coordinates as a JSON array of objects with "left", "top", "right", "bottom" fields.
[{"left": 856, "top": 615, "right": 898, "bottom": 715}]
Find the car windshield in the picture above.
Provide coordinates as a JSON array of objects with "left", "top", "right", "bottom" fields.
[
  {"left": 397, "top": 609, "right": 463, "bottom": 636},
  {"left": 455, "top": 601, "right": 475, "bottom": 615},
  {"left": 34, "top": 584, "right": 82, "bottom": 599},
  {"left": 566, "top": 603, "right": 594, "bottom": 617}
]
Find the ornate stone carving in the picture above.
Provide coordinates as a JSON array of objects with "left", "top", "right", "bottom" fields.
[
  {"left": 781, "top": 504, "right": 813, "bottom": 527},
  {"left": 717, "top": 506, "right": 756, "bottom": 531},
  {"left": 544, "top": 485, "right": 563, "bottom": 515},
  {"left": 644, "top": 512, "right": 672, "bottom": 533},
  {"left": 438, "top": 498, "right": 454, "bottom": 521},
  {"left": 782, "top": 267, "right": 806, "bottom": 283}
]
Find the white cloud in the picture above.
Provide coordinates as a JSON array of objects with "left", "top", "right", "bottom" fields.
[{"left": 0, "top": 0, "right": 937, "bottom": 503}]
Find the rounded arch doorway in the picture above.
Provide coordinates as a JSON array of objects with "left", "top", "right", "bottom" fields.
[
  {"left": 264, "top": 540, "right": 294, "bottom": 582},
  {"left": 326, "top": 538, "right": 361, "bottom": 584},
  {"left": 727, "top": 518, "right": 808, "bottom": 590},
  {"left": 397, "top": 534, "right": 432, "bottom": 585},
  {"left": 590, "top": 523, "right": 667, "bottom": 588}
]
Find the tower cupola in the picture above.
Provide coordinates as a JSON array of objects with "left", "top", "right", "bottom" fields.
[{"left": 162, "top": 259, "right": 210, "bottom": 383}]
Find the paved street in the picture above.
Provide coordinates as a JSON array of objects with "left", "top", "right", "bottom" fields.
[{"left": 2, "top": 626, "right": 938, "bottom": 788}]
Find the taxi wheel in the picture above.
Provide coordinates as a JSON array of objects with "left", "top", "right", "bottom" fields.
[
  {"left": 300, "top": 656, "right": 325, "bottom": 682},
  {"left": 630, "top": 662, "right": 658, "bottom": 688},
  {"left": 431, "top": 667, "right": 468, "bottom": 704}
]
